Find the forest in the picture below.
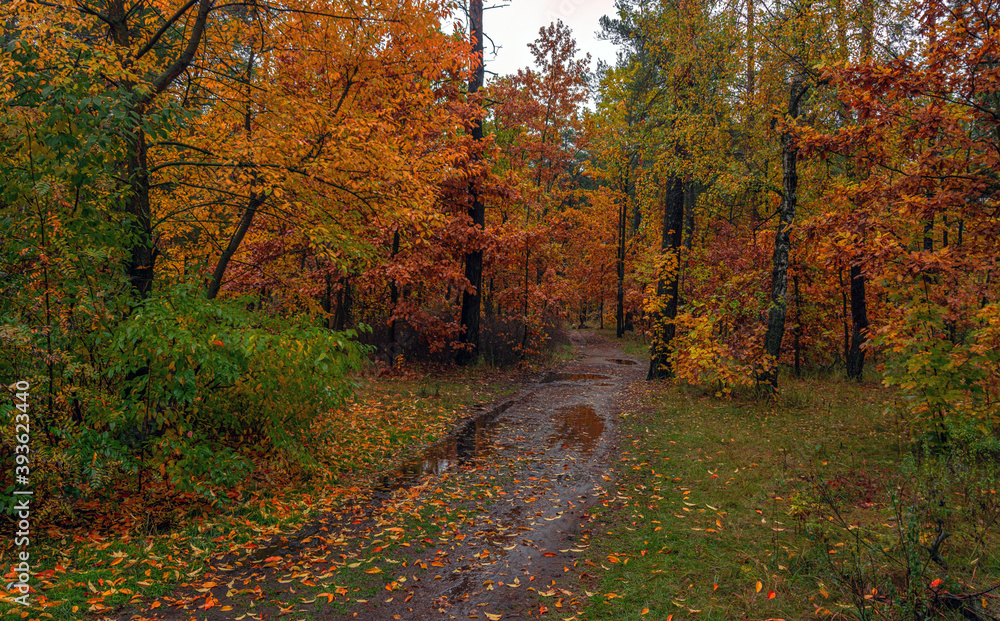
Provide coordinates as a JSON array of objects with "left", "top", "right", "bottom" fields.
[{"left": 2, "top": 0, "right": 1000, "bottom": 619}]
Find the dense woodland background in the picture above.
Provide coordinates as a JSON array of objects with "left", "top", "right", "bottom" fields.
[{"left": 2, "top": 0, "right": 999, "bottom": 525}]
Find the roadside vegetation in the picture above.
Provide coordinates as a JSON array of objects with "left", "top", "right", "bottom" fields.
[
  {"left": 584, "top": 375, "right": 1000, "bottom": 620},
  {"left": 0, "top": 365, "right": 526, "bottom": 619}
]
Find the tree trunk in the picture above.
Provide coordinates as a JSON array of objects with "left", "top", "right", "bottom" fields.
[
  {"left": 457, "top": 0, "right": 486, "bottom": 366},
  {"left": 334, "top": 280, "right": 353, "bottom": 331},
  {"left": 846, "top": 265, "right": 868, "bottom": 380},
  {"left": 125, "top": 128, "right": 157, "bottom": 299},
  {"left": 485, "top": 277, "right": 494, "bottom": 318},
  {"left": 746, "top": 0, "right": 755, "bottom": 106},
  {"left": 648, "top": 176, "right": 686, "bottom": 380},
  {"left": 323, "top": 272, "right": 333, "bottom": 328},
  {"left": 683, "top": 180, "right": 699, "bottom": 250},
  {"left": 761, "top": 74, "right": 806, "bottom": 388},
  {"left": 113, "top": 0, "right": 212, "bottom": 300},
  {"left": 839, "top": 268, "right": 849, "bottom": 364},
  {"left": 845, "top": 0, "right": 874, "bottom": 377},
  {"left": 389, "top": 229, "right": 401, "bottom": 344},
  {"left": 206, "top": 190, "right": 263, "bottom": 300},
  {"left": 616, "top": 192, "right": 627, "bottom": 338},
  {"left": 793, "top": 274, "right": 802, "bottom": 378},
  {"left": 207, "top": 50, "right": 259, "bottom": 301}
]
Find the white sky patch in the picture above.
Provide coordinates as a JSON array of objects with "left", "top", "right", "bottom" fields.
[{"left": 481, "top": 0, "right": 619, "bottom": 80}]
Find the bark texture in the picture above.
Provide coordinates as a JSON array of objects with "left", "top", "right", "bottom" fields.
[
  {"left": 457, "top": 0, "right": 486, "bottom": 365},
  {"left": 648, "top": 176, "right": 686, "bottom": 380},
  {"left": 761, "top": 73, "right": 806, "bottom": 388},
  {"left": 846, "top": 265, "right": 869, "bottom": 380}
]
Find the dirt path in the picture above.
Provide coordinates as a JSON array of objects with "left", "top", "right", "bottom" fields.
[
  {"left": 346, "top": 331, "right": 643, "bottom": 620},
  {"left": 118, "top": 331, "right": 642, "bottom": 621}
]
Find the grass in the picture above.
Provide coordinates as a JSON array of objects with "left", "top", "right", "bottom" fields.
[
  {"left": 0, "top": 364, "right": 527, "bottom": 621},
  {"left": 592, "top": 327, "right": 651, "bottom": 361},
  {"left": 581, "top": 373, "right": 1000, "bottom": 620}
]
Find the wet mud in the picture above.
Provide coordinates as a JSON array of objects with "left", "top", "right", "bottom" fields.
[{"left": 344, "top": 331, "right": 643, "bottom": 620}]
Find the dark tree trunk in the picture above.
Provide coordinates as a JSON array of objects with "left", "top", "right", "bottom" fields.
[
  {"left": 616, "top": 192, "right": 627, "bottom": 338},
  {"left": 839, "top": 268, "right": 849, "bottom": 364},
  {"left": 845, "top": 0, "right": 873, "bottom": 378},
  {"left": 334, "top": 280, "right": 353, "bottom": 331},
  {"left": 683, "top": 180, "right": 699, "bottom": 251},
  {"left": 522, "top": 244, "right": 530, "bottom": 356},
  {"left": 323, "top": 272, "right": 333, "bottom": 328},
  {"left": 457, "top": 0, "right": 486, "bottom": 365},
  {"left": 793, "top": 274, "right": 802, "bottom": 378},
  {"left": 113, "top": 0, "right": 213, "bottom": 300},
  {"left": 761, "top": 74, "right": 806, "bottom": 389},
  {"left": 630, "top": 190, "right": 642, "bottom": 233},
  {"left": 125, "top": 128, "right": 157, "bottom": 299},
  {"left": 485, "top": 277, "right": 494, "bottom": 318},
  {"left": 389, "top": 229, "right": 401, "bottom": 343},
  {"left": 206, "top": 190, "right": 263, "bottom": 300},
  {"left": 846, "top": 265, "right": 869, "bottom": 380},
  {"left": 648, "top": 177, "right": 685, "bottom": 380},
  {"left": 207, "top": 51, "right": 260, "bottom": 301}
]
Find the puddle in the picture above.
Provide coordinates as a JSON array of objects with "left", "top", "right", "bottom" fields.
[
  {"left": 397, "top": 414, "right": 499, "bottom": 478},
  {"left": 608, "top": 358, "right": 638, "bottom": 366},
  {"left": 547, "top": 405, "right": 604, "bottom": 454},
  {"left": 250, "top": 399, "right": 522, "bottom": 562},
  {"left": 539, "top": 372, "right": 610, "bottom": 383},
  {"left": 376, "top": 398, "right": 521, "bottom": 492}
]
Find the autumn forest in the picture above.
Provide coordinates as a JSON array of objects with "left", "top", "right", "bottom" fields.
[{"left": 3, "top": 0, "right": 1000, "bottom": 619}]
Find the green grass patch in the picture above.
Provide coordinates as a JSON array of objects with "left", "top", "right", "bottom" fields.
[{"left": 582, "top": 376, "right": 1000, "bottom": 620}]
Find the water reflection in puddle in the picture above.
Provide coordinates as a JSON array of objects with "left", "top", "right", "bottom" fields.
[
  {"left": 376, "top": 400, "right": 520, "bottom": 491},
  {"left": 547, "top": 405, "right": 604, "bottom": 454},
  {"left": 399, "top": 415, "right": 498, "bottom": 477},
  {"left": 539, "top": 372, "right": 610, "bottom": 383},
  {"left": 608, "top": 358, "right": 638, "bottom": 366}
]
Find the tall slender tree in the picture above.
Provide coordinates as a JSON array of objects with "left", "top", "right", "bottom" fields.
[{"left": 457, "top": 0, "right": 487, "bottom": 365}]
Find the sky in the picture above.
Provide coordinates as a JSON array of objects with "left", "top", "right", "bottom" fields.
[{"left": 479, "top": 0, "right": 620, "bottom": 80}]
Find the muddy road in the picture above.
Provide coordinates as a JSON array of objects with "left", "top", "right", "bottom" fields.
[
  {"left": 121, "top": 331, "right": 643, "bottom": 621},
  {"left": 346, "top": 331, "right": 643, "bottom": 620}
]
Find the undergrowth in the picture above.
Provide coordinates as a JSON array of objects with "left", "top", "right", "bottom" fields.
[{"left": 583, "top": 376, "right": 1000, "bottom": 620}]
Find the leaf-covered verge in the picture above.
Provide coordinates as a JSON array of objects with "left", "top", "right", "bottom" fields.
[
  {"left": 0, "top": 365, "right": 524, "bottom": 620},
  {"left": 583, "top": 377, "right": 1000, "bottom": 620}
]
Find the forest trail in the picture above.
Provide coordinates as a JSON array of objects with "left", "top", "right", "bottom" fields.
[
  {"left": 119, "top": 331, "right": 644, "bottom": 621},
  {"left": 343, "top": 331, "right": 645, "bottom": 620}
]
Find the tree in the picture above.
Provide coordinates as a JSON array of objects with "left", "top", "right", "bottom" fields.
[
  {"left": 760, "top": 72, "right": 807, "bottom": 388},
  {"left": 485, "top": 20, "right": 590, "bottom": 354},
  {"left": 457, "top": 0, "right": 487, "bottom": 365}
]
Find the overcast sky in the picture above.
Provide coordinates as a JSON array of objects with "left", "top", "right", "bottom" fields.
[{"left": 478, "top": 0, "right": 620, "bottom": 80}]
